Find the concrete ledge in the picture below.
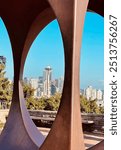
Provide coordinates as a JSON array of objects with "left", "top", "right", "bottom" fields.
[{"left": 0, "top": 109, "right": 104, "bottom": 131}]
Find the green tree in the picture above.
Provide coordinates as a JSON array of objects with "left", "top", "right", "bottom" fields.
[
  {"left": 0, "top": 63, "right": 12, "bottom": 109},
  {"left": 80, "top": 95, "right": 90, "bottom": 113},
  {"left": 37, "top": 97, "right": 47, "bottom": 110},
  {"left": 23, "top": 83, "right": 35, "bottom": 99},
  {"left": 89, "top": 99, "right": 100, "bottom": 114},
  {"left": 99, "top": 106, "right": 104, "bottom": 114},
  {"left": 39, "top": 93, "right": 61, "bottom": 111},
  {"left": 26, "top": 97, "right": 39, "bottom": 110},
  {"left": 80, "top": 96, "right": 101, "bottom": 114},
  {"left": 22, "top": 82, "right": 36, "bottom": 109}
]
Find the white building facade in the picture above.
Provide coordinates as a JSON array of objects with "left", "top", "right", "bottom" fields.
[{"left": 43, "top": 66, "right": 52, "bottom": 97}]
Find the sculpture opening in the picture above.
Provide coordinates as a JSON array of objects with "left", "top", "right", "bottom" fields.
[
  {"left": 80, "top": 12, "right": 104, "bottom": 149},
  {"left": 0, "top": 18, "right": 14, "bottom": 133},
  {"left": 23, "top": 19, "right": 64, "bottom": 136}
]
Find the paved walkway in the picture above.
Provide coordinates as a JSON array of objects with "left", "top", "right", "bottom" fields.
[
  {"left": 39, "top": 127, "right": 104, "bottom": 149},
  {"left": 84, "top": 133, "right": 103, "bottom": 149},
  {"left": 0, "top": 128, "right": 104, "bottom": 149}
]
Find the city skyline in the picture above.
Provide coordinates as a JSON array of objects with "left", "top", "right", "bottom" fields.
[
  {"left": 0, "top": 55, "right": 103, "bottom": 105},
  {"left": 0, "top": 12, "right": 104, "bottom": 90},
  {"left": 8, "top": 65, "right": 104, "bottom": 91},
  {"left": 24, "top": 66, "right": 64, "bottom": 98},
  {"left": 0, "top": 57, "right": 104, "bottom": 90},
  {"left": 23, "top": 66, "right": 103, "bottom": 100}
]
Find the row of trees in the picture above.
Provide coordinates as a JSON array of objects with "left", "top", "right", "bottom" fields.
[
  {"left": 0, "top": 62, "right": 104, "bottom": 114},
  {"left": 80, "top": 95, "right": 104, "bottom": 114},
  {"left": 25, "top": 94, "right": 104, "bottom": 114},
  {"left": 0, "top": 63, "right": 12, "bottom": 109}
]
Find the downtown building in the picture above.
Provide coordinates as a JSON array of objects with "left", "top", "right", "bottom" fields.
[
  {"left": 29, "top": 78, "right": 39, "bottom": 97},
  {"left": 84, "top": 86, "right": 104, "bottom": 107},
  {"left": 43, "top": 66, "right": 52, "bottom": 97},
  {"left": 96, "top": 89, "right": 104, "bottom": 107},
  {"left": 0, "top": 56, "right": 6, "bottom": 65},
  {"left": 25, "top": 77, "right": 44, "bottom": 98},
  {"left": 23, "top": 66, "right": 64, "bottom": 98}
]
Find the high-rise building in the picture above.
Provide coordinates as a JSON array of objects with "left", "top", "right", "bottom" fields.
[
  {"left": 23, "top": 77, "right": 30, "bottom": 85},
  {"left": 80, "top": 89, "right": 84, "bottom": 96},
  {"left": 85, "top": 86, "right": 93, "bottom": 100},
  {"left": 54, "top": 79, "right": 59, "bottom": 88},
  {"left": 30, "top": 78, "right": 38, "bottom": 89},
  {"left": 30, "top": 78, "right": 39, "bottom": 97},
  {"left": 0, "top": 56, "right": 6, "bottom": 65},
  {"left": 36, "top": 76, "right": 43, "bottom": 97},
  {"left": 38, "top": 76, "right": 44, "bottom": 96},
  {"left": 43, "top": 66, "right": 52, "bottom": 81},
  {"left": 36, "top": 87, "right": 44, "bottom": 97},
  {"left": 85, "top": 86, "right": 103, "bottom": 101},
  {"left": 43, "top": 66, "right": 52, "bottom": 97},
  {"left": 51, "top": 84, "right": 57, "bottom": 95},
  {"left": 38, "top": 76, "right": 43, "bottom": 84},
  {"left": 23, "top": 67, "right": 64, "bottom": 97},
  {"left": 58, "top": 77, "right": 64, "bottom": 93},
  {"left": 96, "top": 89, "right": 103, "bottom": 100},
  {"left": 91, "top": 88, "right": 97, "bottom": 100}
]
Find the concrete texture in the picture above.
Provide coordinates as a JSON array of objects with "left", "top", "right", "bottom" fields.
[{"left": 0, "top": 0, "right": 104, "bottom": 149}]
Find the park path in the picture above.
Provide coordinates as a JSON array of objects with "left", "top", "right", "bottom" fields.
[
  {"left": 0, "top": 128, "right": 104, "bottom": 149},
  {"left": 39, "top": 127, "right": 104, "bottom": 149}
]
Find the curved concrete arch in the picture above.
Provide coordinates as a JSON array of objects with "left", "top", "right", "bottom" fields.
[
  {"left": 88, "top": 0, "right": 104, "bottom": 17},
  {"left": 20, "top": 7, "right": 56, "bottom": 80},
  {"left": 20, "top": 0, "right": 104, "bottom": 78},
  {"left": 39, "top": 0, "right": 89, "bottom": 150},
  {"left": 20, "top": 4, "right": 104, "bottom": 149},
  {"left": 20, "top": 0, "right": 104, "bottom": 79},
  {"left": 0, "top": 7, "right": 48, "bottom": 150}
]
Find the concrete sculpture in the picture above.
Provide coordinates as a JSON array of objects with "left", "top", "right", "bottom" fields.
[{"left": 0, "top": 0, "right": 104, "bottom": 149}]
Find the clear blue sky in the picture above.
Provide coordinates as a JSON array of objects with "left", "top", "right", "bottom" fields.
[{"left": 0, "top": 12, "right": 104, "bottom": 90}]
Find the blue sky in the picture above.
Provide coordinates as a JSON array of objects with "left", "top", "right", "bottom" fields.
[{"left": 0, "top": 12, "right": 104, "bottom": 90}]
